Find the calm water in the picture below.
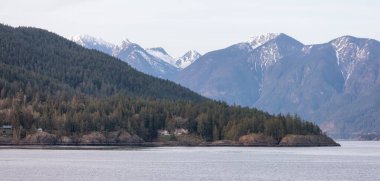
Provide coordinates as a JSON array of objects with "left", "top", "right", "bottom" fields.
[{"left": 0, "top": 141, "right": 379, "bottom": 181}]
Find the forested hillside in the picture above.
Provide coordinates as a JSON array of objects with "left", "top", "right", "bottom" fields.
[
  {"left": 0, "top": 24, "right": 325, "bottom": 143},
  {"left": 0, "top": 24, "right": 202, "bottom": 101}
]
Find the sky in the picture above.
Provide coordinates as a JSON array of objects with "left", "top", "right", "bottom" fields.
[{"left": 1, "top": 0, "right": 379, "bottom": 57}]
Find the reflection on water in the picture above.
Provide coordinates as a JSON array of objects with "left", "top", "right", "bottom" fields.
[{"left": 0, "top": 141, "right": 379, "bottom": 181}]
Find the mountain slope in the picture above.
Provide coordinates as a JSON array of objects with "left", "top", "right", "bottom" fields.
[
  {"left": 146, "top": 47, "right": 176, "bottom": 65},
  {"left": 175, "top": 50, "right": 201, "bottom": 68},
  {"left": 71, "top": 35, "right": 115, "bottom": 55},
  {"left": 1, "top": 25, "right": 201, "bottom": 101},
  {"left": 255, "top": 36, "right": 380, "bottom": 138},
  {"left": 176, "top": 33, "right": 303, "bottom": 106},
  {"left": 175, "top": 43, "right": 257, "bottom": 105},
  {"left": 176, "top": 33, "right": 380, "bottom": 138},
  {"left": 71, "top": 36, "right": 179, "bottom": 79},
  {"left": 114, "top": 40, "right": 179, "bottom": 79}
]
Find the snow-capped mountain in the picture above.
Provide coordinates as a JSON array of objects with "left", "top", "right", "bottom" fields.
[
  {"left": 71, "top": 35, "right": 179, "bottom": 79},
  {"left": 248, "top": 33, "right": 303, "bottom": 70},
  {"left": 71, "top": 35, "right": 115, "bottom": 55},
  {"left": 176, "top": 33, "right": 303, "bottom": 105},
  {"left": 145, "top": 48, "right": 201, "bottom": 69},
  {"left": 176, "top": 33, "right": 380, "bottom": 138},
  {"left": 145, "top": 47, "right": 176, "bottom": 66},
  {"left": 175, "top": 50, "right": 201, "bottom": 69},
  {"left": 249, "top": 33, "right": 280, "bottom": 49},
  {"left": 71, "top": 33, "right": 380, "bottom": 138},
  {"left": 115, "top": 39, "right": 179, "bottom": 79},
  {"left": 330, "top": 36, "right": 372, "bottom": 82}
]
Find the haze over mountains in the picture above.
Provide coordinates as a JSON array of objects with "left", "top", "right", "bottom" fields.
[{"left": 72, "top": 33, "right": 380, "bottom": 138}]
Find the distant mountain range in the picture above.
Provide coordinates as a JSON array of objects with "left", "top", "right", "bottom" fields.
[
  {"left": 71, "top": 35, "right": 201, "bottom": 79},
  {"left": 72, "top": 33, "right": 380, "bottom": 138}
]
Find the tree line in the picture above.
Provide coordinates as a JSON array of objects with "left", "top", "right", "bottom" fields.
[{"left": 0, "top": 90, "right": 322, "bottom": 141}]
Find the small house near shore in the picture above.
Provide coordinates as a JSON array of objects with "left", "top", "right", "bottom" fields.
[
  {"left": 0, "top": 125, "right": 12, "bottom": 136},
  {"left": 158, "top": 128, "right": 189, "bottom": 136},
  {"left": 158, "top": 129, "right": 170, "bottom": 136},
  {"left": 174, "top": 128, "right": 189, "bottom": 136}
]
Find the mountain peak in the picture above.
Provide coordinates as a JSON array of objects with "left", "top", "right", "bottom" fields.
[
  {"left": 330, "top": 35, "right": 372, "bottom": 58},
  {"left": 330, "top": 35, "right": 357, "bottom": 45},
  {"left": 249, "top": 33, "right": 281, "bottom": 49},
  {"left": 71, "top": 34, "right": 115, "bottom": 55},
  {"left": 71, "top": 34, "right": 94, "bottom": 42},
  {"left": 175, "top": 50, "right": 201, "bottom": 69},
  {"left": 187, "top": 49, "right": 200, "bottom": 55},
  {"left": 71, "top": 34, "right": 114, "bottom": 48},
  {"left": 183, "top": 50, "right": 201, "bottom": 57},
  {"left": 120, "top": 38, "right": 133, "bottom": 48},
  {"left": 145, "top": 47, "right": 176, "bottom": 66},
  {"left": 71, "top": 34, "right": 89, "bottom": 44},
  {"left": 247, "top": 33, "right": 303, "bottom": 70},
  {"left": 329, "top": 35, "right": 379, "bottom": 46},
  {"left": 330, "top": 35, "right": 372, "bottom": 82},
  {"left": 146, "top": 47, "right": 169, "bottom": 55}
]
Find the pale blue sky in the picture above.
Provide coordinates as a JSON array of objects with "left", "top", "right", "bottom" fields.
[{"left": 1, "top": 0, "right": 379, "bottom": 57}]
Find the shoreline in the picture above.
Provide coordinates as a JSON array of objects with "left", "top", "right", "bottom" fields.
[
  {"left": 0, "top": 142, "right": 340, "bottom": 149},
  {"left": 1, "top": 133, "right": 341, "bottom": 148}
]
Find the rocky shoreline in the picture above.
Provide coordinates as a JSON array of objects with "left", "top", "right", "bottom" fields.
[{"left": 0, "top": 131, "right": 340, "bottom": 147}]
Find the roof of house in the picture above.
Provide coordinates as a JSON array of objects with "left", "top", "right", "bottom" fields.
[{"left": 1, "top": 125, "right": 12, "bottom": 129}]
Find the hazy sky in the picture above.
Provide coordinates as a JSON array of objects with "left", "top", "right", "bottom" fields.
[{"left": 1, "top": 0, "right": 379, "bottom": 57}]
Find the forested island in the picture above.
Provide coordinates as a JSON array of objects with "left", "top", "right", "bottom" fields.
[{"left": 0, "top": 24, "right": 339, "bottom": 146}]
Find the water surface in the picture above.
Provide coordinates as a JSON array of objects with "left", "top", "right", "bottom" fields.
[{"left": 0, "top": 141, "right": 379, "bottom": 181}]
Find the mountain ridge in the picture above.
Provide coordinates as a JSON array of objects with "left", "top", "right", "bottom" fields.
[
  {"left": 176, "top": 33, "right": 380, "bottom": 138},
  {"left": 71, "top": 32, "right": 380, "bottom": 138},
  {"left": 71, "top": 35, "right": 201, "bottom": 74}
]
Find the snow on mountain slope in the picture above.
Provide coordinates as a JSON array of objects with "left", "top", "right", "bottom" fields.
[
  {"left": 113, "top": 39, "right": 179, "bottom": 79},
  {"left": 146, "top": 48, "right": 201, "bottom": 69},
  {"left": 146, "top": 47, "right": 176, "bottom": 66},
  {"left": 248, "top": 33, "right": 303, "bottom": 70},
  {"left": 71, "top": 35, "right": 113, "bottom": 47},
  {"left": 71, "top": 35, "right": 201, "bottom": 70},
  {"left": 175, "top": 50, "right": 201, "bottom": 68},
  {"left": 112, "top": 38, "right": 133, "bottom": 56},
  {"left": 330, "top": 36, "right": 371, "bottom": 82},
  {"left": 249, "top": 33, "right": 280, "bottom": 49},
  {"left": 255, "top": 42, "right": 281, "bottom": 69},
  {"left": 71, "top": 35, "right": 115, "bottom": 55},
  {"left": 71, "top": 36, "right": 178, "bottom": 79},
  {"left": 177, "top": 33, "right": 380, "bottom": 138}
]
